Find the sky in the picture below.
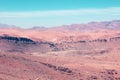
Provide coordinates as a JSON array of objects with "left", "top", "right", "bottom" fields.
[{"left": 0, "top": 0, "right": 120, "bottom": 28}]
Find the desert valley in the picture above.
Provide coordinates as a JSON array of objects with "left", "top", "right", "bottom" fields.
[{"left": 0, "top": 20, "right": 120, "bottom": 80}]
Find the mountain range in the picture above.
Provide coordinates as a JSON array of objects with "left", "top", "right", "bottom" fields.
[{"left": 0, "top": 20, "right": 120, "bottom": 80}]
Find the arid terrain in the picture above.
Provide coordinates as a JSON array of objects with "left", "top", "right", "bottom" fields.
[{"left": 0, "top": 20, "right": 120, "bottom": 80}]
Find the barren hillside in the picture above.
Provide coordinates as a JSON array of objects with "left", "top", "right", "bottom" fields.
[{"left": 0, "top": 20, "right": 120, "bottom": 80}]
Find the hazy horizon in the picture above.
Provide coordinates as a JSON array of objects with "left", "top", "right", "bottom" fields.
[
  {"left": 0, "top": 19, "right": 120, "bottom": 29},
  {"left": 0, "top": 0, "right": 120, "bottom": 28}
]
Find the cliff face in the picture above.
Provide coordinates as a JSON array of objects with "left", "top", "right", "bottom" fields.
[
  {"left": 0, "top": 20, "right": 120, "bottom": 54},
  {"left": 0, "top": 36, "right": 35, "bottom": 44},
  {"left": 0, "top": 36, "right": 58, "bottom": 53},
  {"left": 0, "top": 35, "right": 120, "bottom": 54}
]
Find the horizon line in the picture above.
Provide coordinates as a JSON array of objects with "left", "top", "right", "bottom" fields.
[{"left": 0, "top": 19, "right": 120, "bottom": 29}]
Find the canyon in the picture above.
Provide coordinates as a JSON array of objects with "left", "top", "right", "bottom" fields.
[{"left": 0, "top": 20, "right": 120, "bottom": 80}]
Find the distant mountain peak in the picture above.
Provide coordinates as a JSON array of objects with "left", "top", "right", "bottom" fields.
[{"left": 0, "top": 23, "right": 19, "bottom": 29}]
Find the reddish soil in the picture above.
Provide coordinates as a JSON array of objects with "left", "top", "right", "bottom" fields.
[{"left": 0, "top": 20, "right": 120, "bottom": 80}]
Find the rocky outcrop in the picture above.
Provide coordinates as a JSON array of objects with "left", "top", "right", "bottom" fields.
[
  {"left": 110, "top": 36, "right": 120, "bottom": 41},
  {"left": 40, "top": 62, "right": 73, "bottom": 75},
  {"left": 0, "top": 36, "right": 36, "bottom": 44},
  {"left": 0, "top": 36, "right": 58, "bottom": 53},
  {"left": 0, "top": 35, "right": 120, "bottom": 54}
]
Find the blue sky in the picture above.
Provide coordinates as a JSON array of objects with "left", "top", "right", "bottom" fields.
[{"left": 0, "top": 0, "right": 120, "bottom": 28}]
